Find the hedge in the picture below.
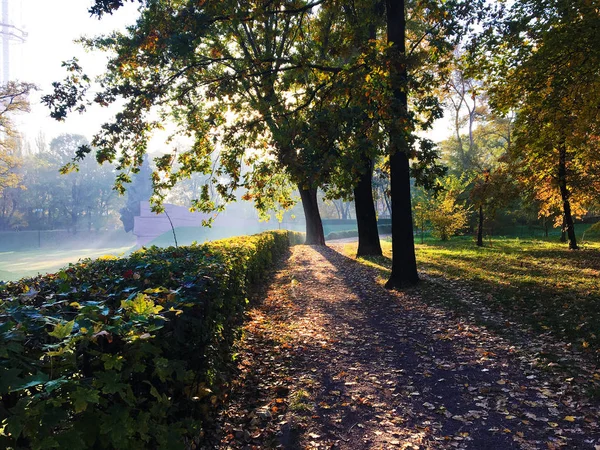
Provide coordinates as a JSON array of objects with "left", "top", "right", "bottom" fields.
[
  {"left": 0, "top": 230, "right": 304, "bottom": 449},
  {"left": 325, "top": 224, "right": 392, "bottom": 241}
]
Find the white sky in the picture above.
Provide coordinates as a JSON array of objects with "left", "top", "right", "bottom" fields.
[
  {"left": 11, "top": 0, "right": 452, "bottom": 151},
  {"left": 13, "top": 0, "right": 138, "bottom": 147}
]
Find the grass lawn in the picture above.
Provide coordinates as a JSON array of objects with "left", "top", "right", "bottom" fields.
[
  {"left": 0, "top": 246, "right": 134, "bottom": 282},
  {"left": 341, "top": 235, "right": 600, "bottom": 361}
]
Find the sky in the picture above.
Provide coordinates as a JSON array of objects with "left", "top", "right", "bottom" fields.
[
  {"left": 12, "top": 0, "right": 138, "bottom": 147},
  {"left": 10, "top": 0, "right": 453, "bottom": 151}
]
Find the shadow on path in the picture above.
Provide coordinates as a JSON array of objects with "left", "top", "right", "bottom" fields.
[{"left": 209, "top": 245, "right": 600, "bottom": 450}]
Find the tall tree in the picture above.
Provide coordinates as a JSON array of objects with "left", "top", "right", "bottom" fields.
[
  {"left": 44, "top": 1, "right": 347, "bottom": 246},
  {"left": 472, "top": 0, "right": 600, "bottom": 249},
  {"left": 383, "top": 0, "right": 480, "bottom": 288},
  {"left": 385, "top": 0, "right": 419, "bottom": 287}
]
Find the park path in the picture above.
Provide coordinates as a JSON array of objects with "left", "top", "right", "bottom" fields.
[{"left": 204, "top": 245, "right": 600, "bottom": 449}]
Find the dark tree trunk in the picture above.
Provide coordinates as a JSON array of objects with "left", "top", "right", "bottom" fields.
[
  {"left": 558, "top": 144, "right": 578, "bottom": 249},
  {"left": 476, "top": 205, "right": 484, "bottom": 247},
  {"left": 298, "top": 185, "right": 325, "bottom": 245},
  {"left": 354, "top": 158, "right": 382, "bottom": 257},
  {"left": 385, "top": 0, "right": 418, "bottom": 289}
]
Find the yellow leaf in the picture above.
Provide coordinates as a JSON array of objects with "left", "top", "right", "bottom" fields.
[
  {"left": 564, "top": 416, "right": 576, "bottom": 422},
  {"left": 48, "top": 320, "right": 75, "bottom": 340}
]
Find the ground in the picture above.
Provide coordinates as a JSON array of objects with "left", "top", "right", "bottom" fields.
[
  {"left": 0, "top": 246, "right": 134, "bottom": 281},
  {"left": 203, "top": 244, "right": 600, "bottom": 450}
]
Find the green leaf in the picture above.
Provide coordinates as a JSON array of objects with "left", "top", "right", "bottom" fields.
[
  {"left": 5, "top": 414, "right": 24, "bottom": 440},
  {"left": 48, "top": 320, "right": 75, "bottom": 340},
  {"left": 95, "top": 371, "right": 127, "bottom": 395},
  {"left": 121, "top": 293, "right": 163, "bottom": 316},
  {"left": 45, "top": 377, "right": 69, "bottom": 393},
  {"left": 10, "top": 373, "right": 50, "bottom": 393},
  {"left": 0, "top": 367, "right": 22, "bottom": 393},
  {"left": 71, "top": 387, "right": 100, "bottom": 413},
  {"left": 101, "top": 354, "right": 124, "bottom": 371}
]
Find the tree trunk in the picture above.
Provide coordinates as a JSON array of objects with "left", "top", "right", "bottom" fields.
[
  {"left": 341, "top": 201, "right": 349, "bottom": 220},
  {"left": 383, "top": 194, "right": 391, "bottom": 218},
  {"left": 560, "top": 217, "right": 566, "bottom": 242},
  {"left": 476, "top": 205, "right": 484, "bottom": 247},
  {"left": 385, "top": 0, "right": 419, "bottom": 289},
  {"left": 332, "top": 199, "right": 342, "bottom": 219},
  {"left": 558, "top": 144, "right": 578, "bottom": 249},
  {"left": 298, "top": 185, "right": 325, "bottom": 245},
  {"left": 354, "top": 158, "right": 382, "bottom": 257}
]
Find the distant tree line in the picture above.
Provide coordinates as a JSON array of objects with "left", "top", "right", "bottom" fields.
[{"left": 0, "top": 132, "right": 124, "bottom": 232}]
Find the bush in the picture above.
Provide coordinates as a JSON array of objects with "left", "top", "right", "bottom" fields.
[
  {"left": 0, "top": 230, "right": 303, "bottom": 449},
  {"left": 325, "top": 225, "right": 391, "bottom": 241},
  {"left": 325, "top": 229, "right": 358, "bottom": 240}
]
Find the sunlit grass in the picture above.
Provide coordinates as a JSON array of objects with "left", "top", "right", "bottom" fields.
[
  {"left": 0, "top": 246, "right": 134, "bottom": 281},
  {"left": 340, "top": 236, "right": 600, "bottom": 359}
]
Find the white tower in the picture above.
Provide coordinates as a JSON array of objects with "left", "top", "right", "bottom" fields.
[{"left": 0, "top": 0, "right": 26, "bottom": 83}]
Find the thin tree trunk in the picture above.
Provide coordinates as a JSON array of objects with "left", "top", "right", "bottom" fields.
[
  {"left": 476, "top": 205, "right": 484, "bottom": 247},
  {"left": 298, "top": 185, "right": 325, "bottom": 246},
  {"left": 558, "top": 144, "right": 578, "bottom": 249},
  {"left": 354, "top": 157, "right": 382, "bottom": 257},
  {"left": 341, "top": 201, "right": 349, "bottom": 220},
  {"left": 383, "top": 194, "right": 391, "bottom": 218},
  {"left": 332, "top": 199, "right": 342, "bottom": 219},
  {"left": 385, "top": 0, "right": 418, "bottom": 288}
]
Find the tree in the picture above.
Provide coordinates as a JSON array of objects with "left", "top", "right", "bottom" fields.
[
  {"left": 44, "top": 0, "right": 480, "bottom": 270},
  {"left": 0, "top": 82, "right": 35, "bottom": 229},
  {"left": 427, "top": 174, "right": 470, "bottom": 241},
  {"left": 470, "top": 166, "right": 518, "bottom": 246},
  {"left": 44, "top": 1, "right": 366, "bottom": 246},
  {"left": 411, "top": 185, "right": 429, "bottom": 244},
  {"left": 472, "top": 0, "right": 600, "bottom": 250},
  {"left": 384, "top": 0, "right": 482, "bottom": 288},
  {"left": 14, "top": 134, "right": 122, "bottom": 232}
]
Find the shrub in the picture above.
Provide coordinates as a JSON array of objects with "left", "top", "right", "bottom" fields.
[
  {"left": 325, "top": 225, "right": 391, "bottom": 241},
  {"left": 0, "top": 230, "right": 302, "bottom": 449}
]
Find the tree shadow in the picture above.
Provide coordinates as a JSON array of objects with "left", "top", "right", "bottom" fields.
[
  {"left": 343, "top": 242, "right": 600, "bottom": 363},
  {"left": 273, "top": 245, "right": 598, "bottom": 449}
]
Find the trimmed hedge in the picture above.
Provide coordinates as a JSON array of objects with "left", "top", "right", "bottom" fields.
[
  {"left": 325, "top": 224, "right": 392, "bottom": 241},
  {"left": 0, "top": 230, "right": 303, "bottom": 449}
]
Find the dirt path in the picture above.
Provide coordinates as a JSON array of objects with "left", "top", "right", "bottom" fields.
[{"left": 205, "top": 245, "right": 600, "bottom": 449}]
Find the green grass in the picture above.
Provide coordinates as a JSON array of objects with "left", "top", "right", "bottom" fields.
[
  {"left": 342, "top": 235, "right": 600, "bottom": 360},
  {"left": 0, "top": 246, "right": 134, "bottom": 282}
]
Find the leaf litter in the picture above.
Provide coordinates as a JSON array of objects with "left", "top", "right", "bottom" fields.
[{"left": 202, "top": 245, "right": 600, "bottom": 449}]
